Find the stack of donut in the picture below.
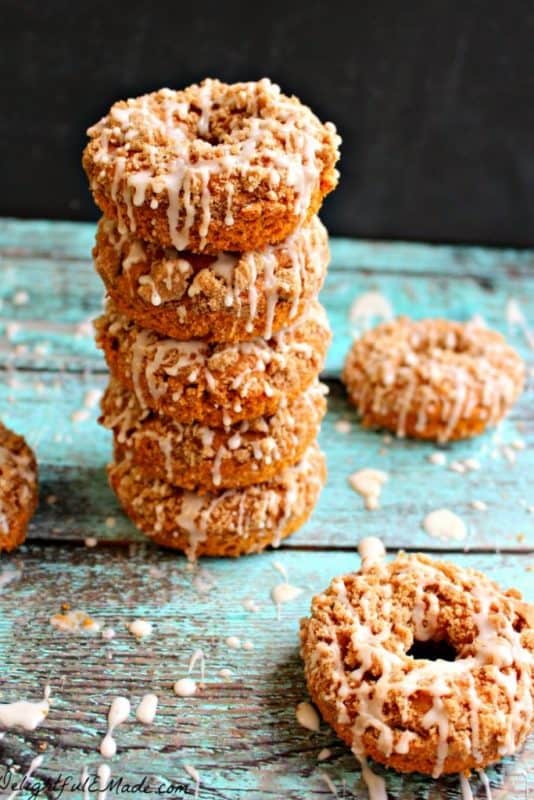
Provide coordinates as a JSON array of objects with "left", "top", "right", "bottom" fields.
[{"left": 83, "top": 78, "right": 341, "bottom": 559}]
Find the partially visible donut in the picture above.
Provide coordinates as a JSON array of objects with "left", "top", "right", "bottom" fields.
[
  {"left": 108, "top": 442, "right": 326, "bottom": 559},
  {"left": 342, "top": 317, "right": 525, "bottom": 442},
  {"left": 83, "top": 78, "right": 341, "bottom": 253},
  {"left": 300, "top": 538, "right": 534, "bottom": 777},
  {"left": 95, "top": 300, "right": 331, "bottom": 427},
  {"left": 0, "top": 423, "right": 38, "bottom": 551},
  {"left": 101, "top": 378, "right": 327, "bottom": 492},
  {"left": 94, "top": 214, "right": 329, "bottom": 342}
]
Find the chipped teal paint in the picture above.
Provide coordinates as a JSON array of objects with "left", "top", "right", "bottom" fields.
[
  {"left": 0, "top": 219, "right": 533, "bottom": 798},
  {"left": 0, "top": 218, "right": 532, "bottom": 376},
  {"left": 0, "top": 547, "right": 533, "bottom": 799},
  {"left": 0, "top": 375, "right": 532, "bottom": 552}
]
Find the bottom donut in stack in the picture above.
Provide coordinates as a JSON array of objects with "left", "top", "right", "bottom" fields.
[{"left": 108, "top": 442, "right": 326, "bottom": 559}]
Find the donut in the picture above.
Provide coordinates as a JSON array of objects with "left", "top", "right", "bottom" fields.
[
  {"left": 0, "top": 423, "right": 38, "bottom": 552},
  {"left": 94, "top": 214, "right": 329, "bottom": 342},
  {"left": 342, "top": 317, "right": 525, "bottom": 442},
  {"left": 83, "top": 78, "right": 341, "bottom": 253},
  {"left": 101, "top": 378, "right": 327, "bottom": 492},
  {"left": 300, "top": 537, "right": 534, "bottom": 777},
  {"left": 95, "top": 300, "right": 331, "bottom": 427},
  {"left": 108, "top": 442, "right": 326, "bottom": 559}
]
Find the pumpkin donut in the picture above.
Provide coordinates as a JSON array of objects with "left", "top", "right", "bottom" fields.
[
  {"left": 95, "top": 300, "right": 331, "bottom": 427},
  {"left": 300, "top": 537, "right": 534, "bottom": 777},
  {"left": 101, "top": 378, "right": 327, "bottom": 492},
  {"left": 342, "top": 317, "right": 525, "bottom": 442},
  {"left": 0, "top": 423, "right": 38, "bottom": 551},
  {"left": 108, "top": 442, "right": 326, "bottom": 560},
  {"left": 94, "top": 214, "right": 329, "bottom": 342},
  {"left": 83, "top": 78, "right": 341, "bottom": 253}
]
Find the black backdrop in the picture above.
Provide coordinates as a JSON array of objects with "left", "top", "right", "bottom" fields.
[{"left": 2, "top": 0, "right": 534, "bottom": 246}]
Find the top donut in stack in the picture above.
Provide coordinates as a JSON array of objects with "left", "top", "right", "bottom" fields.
[
  {"left": 83, "top": 78, "right": 340, "bottom": 255},
  {"left": 83, "top": 78, "right": 340, "bottom": 558}
]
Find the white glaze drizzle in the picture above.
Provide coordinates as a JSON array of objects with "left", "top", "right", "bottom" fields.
[
  {"left": 183, "top": 764, "right": 200, "bottom": 800},
  {"left": 97, "top": 764, "right": 111, "bottom": 800},
  {"left": 0, "top": 686, "right": 51, "bottom": 731},
  {"left": 6, "top": 755, "right": 44, "bottom": 800},
  {"left": 127, "top": 618, "right": 153, "bottom": 639},
  {"left": 423, "top": 508, "right": 467, "bottom": 542},
  {"left": 296, "top": 701, "right": 320, "bottom": 731},
  {"left": 349, "top": 470, "right": 388, "bottom": 511},
  {"left": 349, "top": 292, "right": 393, "bottom": 332},
  {"left": 136, "top": 693, "right": 158, "bottom": 725},
  {"left": 100, "top": 696, "right": 130, "bottom": 758},
  {"left": 355, "top": 755, "right": 387, "bottom": 800}
]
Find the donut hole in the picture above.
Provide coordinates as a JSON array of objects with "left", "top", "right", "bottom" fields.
[{"left": 407, "top": 638, "right": 457, "bottom": 662}]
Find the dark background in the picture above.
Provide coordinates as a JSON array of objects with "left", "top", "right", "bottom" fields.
[{"left": 2, "top": 1, "right": 534, "bottom": 246}]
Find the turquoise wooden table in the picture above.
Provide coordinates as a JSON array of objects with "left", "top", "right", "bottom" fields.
[{"left": 0, "top": 219, "right": 532, "bottom": 799}]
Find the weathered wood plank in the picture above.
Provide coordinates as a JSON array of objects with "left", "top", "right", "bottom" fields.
[
  {"left": 0, "top": 546, "right": 532, "bottom": 799},
  {"left": 1, "top": 217, "right": 533, "bottom": 276},
  {"left": 0, "top": 219, "right": 532, "bottom": 376},
  {"left": 1, "top": 372, "right": 531, "bottom": 552}
]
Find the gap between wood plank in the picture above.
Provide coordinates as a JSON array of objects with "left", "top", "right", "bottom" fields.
[{"left": 18, "top": 537, "right": 534, "bottom": 556}]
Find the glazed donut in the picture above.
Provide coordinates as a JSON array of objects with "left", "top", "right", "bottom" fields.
[
  {"left": 342, "top": 317, "right": 525, "bottom": 442},
  {"left": 108, "top": 442, "right": 326, "bottom": 559},
  {"left": 0, "top": 423, "right": 38, "bottom": 552},
  {"left": 95, "top": 300, "right": 331, "bottom": 427},
  {"left": 300, "top": 537, "right": 534, "bottom": 777},
  {"left": 94, "top": 214, "right": 329, "bottom": 342},
  {"left": 101, "top": 378, "right": 327, "bottom": 492},
  {"left": 83, "top": 78, "right": 341, "bottom": 253}
]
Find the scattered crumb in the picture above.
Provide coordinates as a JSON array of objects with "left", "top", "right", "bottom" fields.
[
  {"left": 46, "top": 495, "right": 58, "bottom": 506},
  {"left": 105, "top": 516, "right": 116, "bottom": 529},
  {"left": 317, "top": 748, "right": 332, "bottom": 762},
  {"left": 470, "top": 500, "right": 488, "bottom": 512},
  {"left": 50, "top": 609, "right": 101, "bottom": 634},
  {"left": 225, "top": 636, "right": 241, "bottom": 650},
  {"left": 218, "top": 668, "right": 233, "bottom": 681},
  {"left": 242, "top": 640, "right": 254, "bottom": 651}
]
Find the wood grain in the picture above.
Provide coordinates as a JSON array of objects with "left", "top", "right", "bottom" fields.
[
  {"left": 1, "top": 219, "right": 532, "bottom": 376},
  {"left": 0, "top": 373, "right": 530, "bottom": 552},
  {"left": 0, "top": 219, "right": 532, "bottom": 799},
  {"left": 0, "top": 547, "right": 533, "bottom": 799}
]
